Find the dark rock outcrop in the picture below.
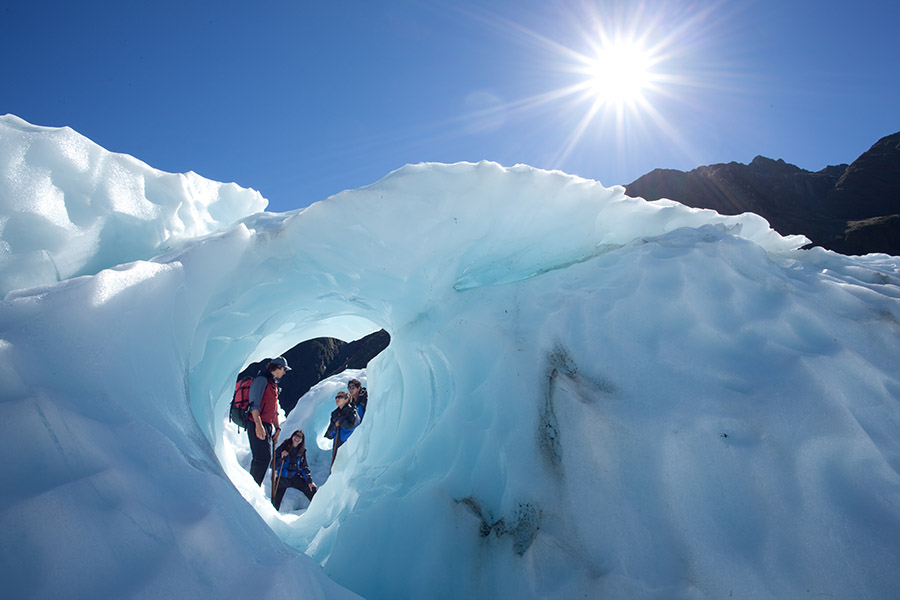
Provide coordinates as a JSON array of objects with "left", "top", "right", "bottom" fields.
[
  {"left": 625, "top": 132, "right": 900, "bottom": 256},
  {"left": 830, "top": 214, "right": 900, "bottom": 257},
  {"left": 824, "top": 132, "right": 900, "bottom": 221},
  {"left": 237, "top": 329, "right": 390, "bottom": 415}
]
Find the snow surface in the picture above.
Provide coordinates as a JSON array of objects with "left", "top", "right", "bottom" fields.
[
  {"left": 0, "top": 114, "right": 266, "bottom": 295},
  {"left": 2, "top": 117, "right": 900, "bottom": 599}
]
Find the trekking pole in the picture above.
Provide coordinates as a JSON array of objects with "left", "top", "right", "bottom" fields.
[
  {"left": 274, "top": 456, "right": 287, "bottom": 497},
  {"left": 270, "top": 435, "right": 277, "bottom": 503}
]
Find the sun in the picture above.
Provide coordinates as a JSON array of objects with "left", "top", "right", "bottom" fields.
[
  {"left": 446, "top": 3, "right": 704, "bottom": 170},
  {"left": 584, "top": 40, "right": 654, "bottom": 107}
]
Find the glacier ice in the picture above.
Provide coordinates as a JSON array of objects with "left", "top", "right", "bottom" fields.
[
  {"left": 0, "top": 114, "right": 267, "bottom": 295},
  {"left": 1, "top": 118, "right": 900, "bottom": 599}
]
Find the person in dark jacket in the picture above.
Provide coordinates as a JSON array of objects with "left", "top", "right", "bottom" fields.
[
  {"left": 324, "top": 390, "right": 360, "bottom": 470},
  {"left": 272, "top": 429, "right": 317, "bottom": 510},
  {"left": 347, "top": 378, "right": 368, "bottom": 423},
  {"left": 246, "top": 356, "right": 289, "bottom": 485}
]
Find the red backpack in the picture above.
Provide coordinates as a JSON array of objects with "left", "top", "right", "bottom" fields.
[{"left": 229, "top": 376, "right": 254, "bottom": 429}]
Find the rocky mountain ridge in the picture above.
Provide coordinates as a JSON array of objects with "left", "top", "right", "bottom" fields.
[{"left": 625, "top": 131, "right": 900, "bottom": 255}]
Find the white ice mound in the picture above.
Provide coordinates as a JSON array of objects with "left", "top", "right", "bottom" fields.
[
  {"left": 2, "top": 157, "right": 899, "bottom": 600},
  {"left": 0, "top": 114, "right": 267, "bottom": 295}
]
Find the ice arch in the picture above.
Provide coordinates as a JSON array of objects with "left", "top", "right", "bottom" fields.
[{"left": 3, "top": 160, "right": 900, "bottom": 599}]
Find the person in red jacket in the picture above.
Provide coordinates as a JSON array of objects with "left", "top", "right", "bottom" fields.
[{"left": 246, "top": 356, "right": 289, "bottom": 485}]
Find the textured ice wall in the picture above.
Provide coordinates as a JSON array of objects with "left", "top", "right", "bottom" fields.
[
  {"left": 0, "top": 114, "right": 266, "bottom": 295},
  {"left": 2, "top": 154, "right": 900, "bottom": 599}
]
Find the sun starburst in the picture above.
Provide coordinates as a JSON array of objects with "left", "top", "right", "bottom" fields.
[
  {"left": 441, "top": 3, "right": 723, "bottom": 179},
  {"left": 584, "top": 39, "right": 655, "bottom": 107}
]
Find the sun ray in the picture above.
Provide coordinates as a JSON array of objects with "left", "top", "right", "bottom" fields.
[{"left": 551, "top": 96, "right": 606, "bottom": 168}]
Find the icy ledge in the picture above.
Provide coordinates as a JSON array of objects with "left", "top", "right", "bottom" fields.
[{"left": 0, "top": 114, "right": 267, "bottom": 296}]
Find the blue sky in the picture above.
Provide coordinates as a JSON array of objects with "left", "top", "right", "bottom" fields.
[{"left": 3, "top": 0, "right": 898, "bottom": 213}]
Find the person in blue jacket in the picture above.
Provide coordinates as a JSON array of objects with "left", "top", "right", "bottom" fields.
[
  {"left": 324, "top": 390, "right": 360, "bottom": 470},
  {"left": 347, "top": 378, "right": 368, "bottom": 422},
  {"left": 272, "top": 430, "right": 317, "bottom": 511}
]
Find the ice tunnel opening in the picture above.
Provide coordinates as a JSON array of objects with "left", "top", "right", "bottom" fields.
[
  {"left": 228, "top": 327, "right": 389, "bottom": 511},
  {"left": 189, "top": 310, "right": 396, "bottom": 552}
]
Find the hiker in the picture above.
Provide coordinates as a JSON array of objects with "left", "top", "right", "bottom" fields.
[
  {"left": 272, "top": 429, "right": 317, "bottom": 510},
  {"left": 246, "top": 356, "right": 290, "bottom": 485},
  {"left": 324, "top": 390, "right": 360, "bottom": 468},
  {"left": 347, "top": 378, "right": 368, "bottom": 423}
]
